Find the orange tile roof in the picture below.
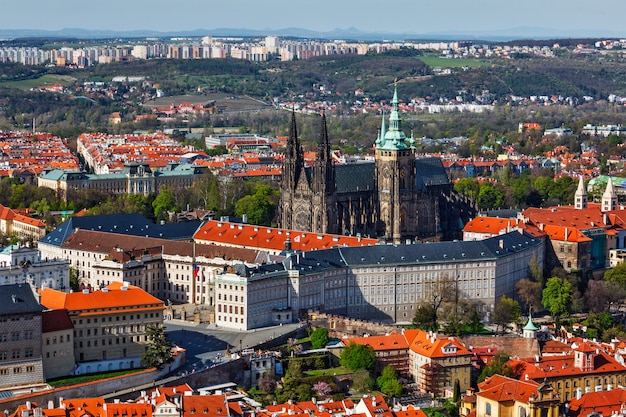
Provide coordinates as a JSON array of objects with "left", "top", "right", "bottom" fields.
[
  {"left": 508, "top": 351, "right": 626, "bottom": 380},
  {"left": 194, "top": 220, "right": 379, "bottom": 252},
  {"left": 477, "top": 374, "right": 539, "bottom": 403},
  {"left": 347, "top": 332, "right": 409, "bottom": 351},
  {"left": 463, "top": 216, "right": 518, "bottom": 234},
  {"left": 405, "top": 329, "right": 471, "bottom": 358},
  {"left": 182, "top": 395, "right": 229, "bottom": 417},
  {"left": 40, "top": 282, "right": 165, "bottom": 313}
]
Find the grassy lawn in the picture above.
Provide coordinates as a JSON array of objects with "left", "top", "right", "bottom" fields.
[
  {"left": 0, "top": 74, "right": 76, "bottom": 90},
  {"left": 47, "top": 368, "right": 146, "bottom": 388},
  {"left": 304, "top": 366, "right": 351, "bottom": 377},
  {"left": 417, "top": 56, "right": 489, "bottom": 68}
]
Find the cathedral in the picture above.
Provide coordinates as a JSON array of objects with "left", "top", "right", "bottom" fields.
[{"left": 279, "top": 86, "right": 473, "bottom": 243}]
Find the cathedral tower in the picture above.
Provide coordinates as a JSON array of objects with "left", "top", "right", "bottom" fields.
[
  {"left": 375, "top": 84, "right": 417, "bottom": 243},
  {"left": 602, "top": 177, "right": 618, "bottom": 212},
  {"left": 278, "top": 111, "right": 304, "bottom": 231},
  {"left": 574, "top": 176, "right": 587, "bottom": 210},
  {"left": 310, "top": 114, "right": 337, "bottom": 233}
]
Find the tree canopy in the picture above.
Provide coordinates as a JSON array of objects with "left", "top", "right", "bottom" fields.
[
  {"left": 310, "top": 327, "right": 329, "bottom": 350},
  {"left": 141, "top": 325, "right": 173, "bottom": 368},
  {"left": 542, "top": 277, "right": 573, "bottom": 321},
  {"left": 340, "top": 342, "right": 376, "bottom": 372}
]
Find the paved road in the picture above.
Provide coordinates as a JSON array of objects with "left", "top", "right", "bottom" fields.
[{"left": 164, "top": 321, "right": 301, "bottom": 374}]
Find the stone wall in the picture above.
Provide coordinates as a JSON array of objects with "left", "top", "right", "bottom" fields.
[{"left": 308, "top": 312, "right": 400, "bottom": 337}]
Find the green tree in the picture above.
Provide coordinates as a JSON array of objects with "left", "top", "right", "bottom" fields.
[
  {"left": 376, "top": 365, "right": 403, "bottom": 397},
  {"left": 340, "top": 342, "right": 376, "bottom": 371},
  {"left": 477, "top": 184, "right": 504, "bottom": 210},
  {"left": 604, "top": 263, "right": 626, "bottom": 289},
  {"left": 234, "top": 182, "right": 277, "bottom": 226},
  {"left": 351, "top": 369, "right": 375, "bottom": 393},
  {"left": 478, "top": 352, "right": 512, "bottom": 383},
  {"left": 69, "top": 267, "right": 81, "bottom": 292},
  {"left": 152, "top": 186, "right": 178, "bottom": 222},
  {"left": 542, "top": 277, "right": 573, "bottom": 325},
  {"left": 141, "top": 325, "right": 173, "bottom": 368},
  {"left": 412, "top": 303, "right": 438, "bottom": 331},
  {"left": 493, "top": 296, "right": 521, "bottom": 333},
  {"left": 287, "top": 358, "right": 302, "bottom": 378},
  {"left": 310, "top": 327, "right": 329, "bottom": 349}
]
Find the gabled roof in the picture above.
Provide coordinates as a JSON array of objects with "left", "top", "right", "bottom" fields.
[
  {"left": 42, "top": 309, "right": 73, "bottom": 333},
  {"left": 405, "top": 329, "right": 471, "bottom": 358}
]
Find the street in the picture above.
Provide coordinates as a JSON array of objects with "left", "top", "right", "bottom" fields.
[{"left": 164, "top": 321, "right": 302, "bottom": 374}]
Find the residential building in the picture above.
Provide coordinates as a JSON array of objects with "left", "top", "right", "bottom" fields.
[
  {"left": 405, "top": 329, "right": 472, "bottom": 397},
  {"left": 39, "top": 282, "right": 166, "bottom": 374},
  {"left": 341, "top": 332, "right": 411, "bottom": 378},
  {"left": 507, "top": 341, "right": 626, "bottom": 402},
  {"left": 0, "top": 284, "right": 45, "bottom": 390},
  {"left": 41, "top": 309, "right": 74, "bottom": 379},
  {"left": 0, "top": 204, "right": 46, "bottom": 241}
]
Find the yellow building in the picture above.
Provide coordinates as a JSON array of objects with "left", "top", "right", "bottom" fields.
[
  {"left": 476, "top": 374, "right": 560, "bottom": 417},
  {"left": 507, "top": 342, "right": 626, "bottom": 403}
]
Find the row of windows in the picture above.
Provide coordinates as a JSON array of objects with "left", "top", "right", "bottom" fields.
[
  {"left": 0, "top": 348, "right": 35, "bottom": 360},
  {"left": 76, "top": 335, "right": 147, "bottom": 348},
  {"left": 0, "top": 331, "right": 35, "bottom": 342},
  {"left": 72, "top": 313, "right": 157, "bottom": 325},
  {"left": 0, "top": 365, "right": 35, "bottom": 375},
  {"left": 217, "top": 304, "right": 245, "bottom": 315}
]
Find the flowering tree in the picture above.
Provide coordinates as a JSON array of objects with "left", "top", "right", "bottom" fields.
[{"left": 313, "top": 381, "right": 332, "bottom": 396}]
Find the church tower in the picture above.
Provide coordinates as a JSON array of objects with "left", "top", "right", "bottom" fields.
[
  {"left": 375, "top": 84, "right": 417, "bottom": 243},
  {"left": 279, "top": 111, "right": 304, "bottom": 230},
  {"left": 574, "top": 176, "right": 587, "bottom": 209},
  {"left": 602, "top": 177, "right": 618, "bottom": 212},
  {"left": 310, "top": 114, "right": 337, "bottom": 233}
]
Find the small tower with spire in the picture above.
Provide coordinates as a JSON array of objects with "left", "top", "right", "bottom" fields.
[
  {"left": 574, "top": 176, "right": 587, "bottom": 210},
  {"left": 602, "top": 177, "right": 618, "bottom": 212},
  {"left": 523, "top": 310, "right": 538, "bottom": 339}
]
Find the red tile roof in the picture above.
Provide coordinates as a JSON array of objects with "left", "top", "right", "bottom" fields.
[
  {"left": 347, "top": 332, "right": 409, "bottom": 351},
  {"left": 194, "top": 220, "right": 379, "bottom": 252},
  {"left": 567, "top": 387, "right": 626, "bottom": 417},
  {"left": 405, "top": 329, "right": 471, "bottom": 358}
]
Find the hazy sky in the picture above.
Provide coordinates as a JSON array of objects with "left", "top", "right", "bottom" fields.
[{"left": 4, "top": 0, "right": 626, "bottom": 37}]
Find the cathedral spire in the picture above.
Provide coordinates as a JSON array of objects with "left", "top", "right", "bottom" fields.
[
  {"left": 574, "top": 176, "right": 587, "bottom": 210},
  {"left": 377, "top": 81, "right": 408, "bottom": 150},
  {"left": 602, "top": 176, "right": 617, "bottom": 212},
  {"left": 282, "top": 109, "right": 303, "bottom": 191},
  {"left": 376, "top": 109, "right": 386, "bottom": 147},
  {"left": 313, "top": 113, "right": 335, "bottom": 194}
]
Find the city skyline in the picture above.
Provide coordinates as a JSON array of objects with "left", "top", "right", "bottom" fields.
[{"left": 4, "top": 0, "right": 626, "bottom": 39}]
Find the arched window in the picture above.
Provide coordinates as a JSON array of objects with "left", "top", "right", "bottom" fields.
[
  {"left": 519, "top": 406, "right": 527, "bottom": 417},
  {"left": 486, "top": 403, "right": 491, "bottom": 416}
]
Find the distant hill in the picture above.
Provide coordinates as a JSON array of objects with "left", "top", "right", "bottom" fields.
[{"left": 2, "top": 26, "right": 626, "bottom": 42}]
